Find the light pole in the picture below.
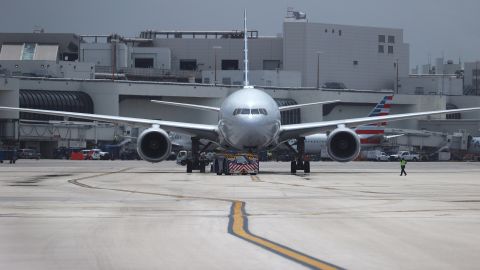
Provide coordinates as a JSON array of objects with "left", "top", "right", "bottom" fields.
[
  {"left": 316, "top": 51, "right": 323, "bottom": 89},
  {"left": 394, "top": 59, "right": 399, "bottom": 94},
  {"left": 476, "top": 61, "right": 479, "bottom": 96},
  {"left": 213, "top": 46, "right": 222, "bottom": 85}
]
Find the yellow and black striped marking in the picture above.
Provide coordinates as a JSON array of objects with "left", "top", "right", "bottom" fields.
[{"left": 228, "top": 201, "right": 343, "bottom": 270}]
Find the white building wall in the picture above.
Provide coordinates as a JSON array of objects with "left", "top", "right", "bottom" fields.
[
  {"left": 201, "top": 70, "right": 301, "bottom": 87},
  {"left": 80, "top": 43, "right": 112, "bottom": 66},
  {"left": 464, "top": 61, "right": 480, "bottom": 92},
  {"left": 153, "top": 37, "right": 283, "bottom": 74},
  {"left": 283, "top": 21, "right": 409, "bottom": 90},
  {"left": 80, "top": 42, "right": 128, "bottom": 69},
  {"left": 0, "top": 60, "right": 94, "bottom": 79},
  {"left": 399, "top": 76, "right": 463, "bottom": 96},
  {"left": 129, "top": 47, "right": 171, "bottom": 69}
]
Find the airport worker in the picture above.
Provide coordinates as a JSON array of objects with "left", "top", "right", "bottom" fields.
[{"left": 400, "top": 158, "right": 407, "bottom": 176}]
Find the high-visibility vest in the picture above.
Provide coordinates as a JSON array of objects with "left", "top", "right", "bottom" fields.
[{"left": 400, "top": 160, "right": 407, "bottom": 166}]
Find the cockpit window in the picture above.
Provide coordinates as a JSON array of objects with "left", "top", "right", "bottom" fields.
[{"left": 233, "top": 108, "right": 268, "bottom": 116}]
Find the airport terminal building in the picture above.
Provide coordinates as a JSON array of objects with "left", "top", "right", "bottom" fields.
[{"left": 0, "top": 11, "right": 479, "bottom": 157}]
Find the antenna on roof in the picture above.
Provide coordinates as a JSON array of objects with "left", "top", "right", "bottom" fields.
[{"left": 243, "top": 9, "right": 250, "bottom": 88}]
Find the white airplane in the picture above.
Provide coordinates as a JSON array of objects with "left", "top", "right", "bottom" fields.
[
  {"left": 297, "top": 95, "right": 402, "bottom": 158},
  {"left": 1, "top": 11, "right": 480, "bottom": 174}
]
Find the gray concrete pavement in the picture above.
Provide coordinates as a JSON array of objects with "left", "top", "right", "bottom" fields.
[{"left": 0, "top": 160, "right": 479, "bottom": 269}]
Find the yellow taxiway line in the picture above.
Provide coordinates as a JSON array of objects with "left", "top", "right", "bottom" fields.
[
  {"left": 229, "top": 201, "right": 343, "bottom": 270},
  {"left": 69, "top": 170, "right": 343, "bottom": 270}
]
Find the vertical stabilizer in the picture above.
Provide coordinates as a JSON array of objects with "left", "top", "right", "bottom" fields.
[
  {"left": 355, "top": 96, "right": 393, "bottom": 144},
  {"left": 243, "top": 9, "right": 250, "bottom": 87}
]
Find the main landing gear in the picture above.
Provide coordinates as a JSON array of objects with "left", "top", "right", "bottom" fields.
[
  {"left": 186, "top": 137, "right": 208, "bottom": 173},
  {"left": 290, "top": 137, "right": 310, "bottom": 174}
]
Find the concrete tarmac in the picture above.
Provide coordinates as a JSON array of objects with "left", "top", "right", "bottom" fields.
[{"left": 0, "top": 160, "right": 479, "bottom": 270}]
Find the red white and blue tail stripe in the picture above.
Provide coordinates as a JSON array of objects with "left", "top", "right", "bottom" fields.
[{"left": 355, "top": 96, "right": 393, "bottom": 145}]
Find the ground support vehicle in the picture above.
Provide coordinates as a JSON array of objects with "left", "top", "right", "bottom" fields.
[
  {"left": 0, "top": 149, "right": 17, "bottom": 164},
  {"left": 82, "top": 149, "right": 110, "bottom": 160},
  {"left": 176, "top": 150, "right": 189, "bottom": 166},
  {"left": 213, "top": 152, "right": 259, "bottom": 175},
  {"left": 17, "top": 149, "right": 40, "bottom": 159},
  {"left": 365, "top": 150, "right": 390, "bottom": 161},
  {"left": 390, "top": 151, "right": 420, "bottom": 161}
]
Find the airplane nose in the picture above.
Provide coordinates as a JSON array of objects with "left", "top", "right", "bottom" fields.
[{"left": 236, "top": 117, "right": 272, "bottom": 148}]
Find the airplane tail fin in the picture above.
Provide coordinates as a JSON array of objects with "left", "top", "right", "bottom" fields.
[
  {"left": 243, "top": 9, "right": 251, "bottom": 88},
  {"left": 366, "top": 95, "right": 393, "bottom": 118},
  {"left": 355, "top": 96, "right": 393, "bottom": 143}
]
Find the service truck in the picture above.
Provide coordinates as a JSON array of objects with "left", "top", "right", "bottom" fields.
[
  {"left": 390, "top": 151, "right": 420, "bottom": 161},
  {"left": 213, "top": 152, "right": 259, "bottom": 175}
]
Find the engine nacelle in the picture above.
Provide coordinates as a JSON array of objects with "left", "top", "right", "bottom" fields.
[
  {"left": 137, "top": 127, "right": 172, "bottom": 163},
  {"left": 326, "top": 128, "right": 361, "bottom": 162}
]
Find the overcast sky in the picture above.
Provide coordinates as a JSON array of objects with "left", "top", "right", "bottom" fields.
[{"left": 1, "top": 0, "right": 479, "bottom": 68}]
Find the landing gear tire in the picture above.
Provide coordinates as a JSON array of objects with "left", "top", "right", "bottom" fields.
[
  {"left": 304, "top": 161, "right": 310, "bottom": 173},
  {"left": 186, "top": 160, "right": 193, "bottom": 173},
  {"left": 291, "top": 161, "right": 297, "bottom": 174},
  {"left": 214, "top": 159, "right": 222, "bottom": 175},
  {"left": 199, "top": 161, "right": 206, "bottom": 173}
]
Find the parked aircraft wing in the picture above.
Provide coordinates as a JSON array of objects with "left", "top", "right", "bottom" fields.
[
  {"left": 385, "top": 134, "right": 405, "bottom": 139},
  {"left": 150, "top": 100, "right": 220, "bottom": 112},
  {"left": 278, "top": 100, "right": 340, "bottom": 111},
  {"left": 0, "top": 106, "right": 219, "bottom": 141},
  {"left": 279, "top": 107, "right": 480, "bottom": 141}
]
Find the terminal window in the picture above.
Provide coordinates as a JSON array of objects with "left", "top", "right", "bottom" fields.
[
  {"left": 179, "top": 59, "right": 197, "bottom": 70},
  {"left": 263, "top": 60, "right": 281, "bottom": 70},
  {"left": 21, "top": 43, "right": 36, "bottom": 60},
  {"left": 378, "top": 35, "right": 385, "bottom": 43},
  {"left": 222, "top": 60, "right": 239, "bottom": 70},
  {"left": 135, "top": 58, "right": 154, "bottom": 68},
  {"left": 388, "top": 46, "right": 394, "bottom": 54},
  {"left": 388, "top": 35, "right": 395, "bottom": 43}
]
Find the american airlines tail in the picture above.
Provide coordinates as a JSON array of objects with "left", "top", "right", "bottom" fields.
[{"left": 355, "top": 95, "right": 393, "bottom": 145}]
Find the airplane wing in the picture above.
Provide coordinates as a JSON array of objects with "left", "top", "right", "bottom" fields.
[
  {"left": 278, "top": 100, "right": 340, "bottom": 111},
  {"left": 150, "top": 100, "right": 220, "bottom": 112},
  {"left": 0, "top": 106, "right": 219, "bottom": 141},
  {"left": 279, "top": 107, "right": 480, "bottom": 141},
  {"left": 385, "top": 134, "right": 405, "bottom": 139}
]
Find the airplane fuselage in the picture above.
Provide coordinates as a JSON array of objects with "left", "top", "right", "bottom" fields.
[{"left": 218, "top": 87, "right": 281, "bottom": 151}]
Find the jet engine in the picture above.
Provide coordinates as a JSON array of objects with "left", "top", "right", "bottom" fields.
[
  {"left": 137, "top": 126, "right": 172, "bottom": 163},
  {"left": 326, "top": 127, "right": 361, "bottom": 162}
]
